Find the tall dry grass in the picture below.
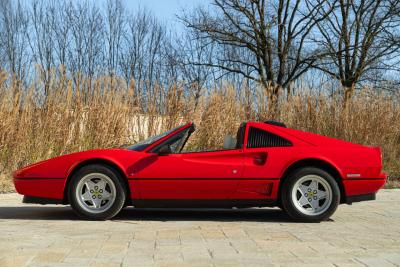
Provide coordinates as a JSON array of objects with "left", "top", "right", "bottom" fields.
[{"left": 0, "top": 72, "right": 399, "bottom": 192}]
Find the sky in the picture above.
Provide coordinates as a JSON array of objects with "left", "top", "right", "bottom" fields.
[{"left": 125, "top": 0, "right": 208, "bottom": 26}]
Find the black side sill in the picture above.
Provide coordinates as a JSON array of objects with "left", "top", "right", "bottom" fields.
[
  {"left": 23, "top": 196, "right": 64, "bottom": 205},
  {"left": 131, "top": 199, "right": 277, "bottom": 208},
  {"left": 346, "top": 193, "right": 376, "bottom": 205}
]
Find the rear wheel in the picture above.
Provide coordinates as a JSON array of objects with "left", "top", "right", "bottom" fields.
[
  {"left": 69, "top": 164, "right": 126, "bottom": 220},
  {"left": 281, "top": 167, "right": 340, "bottom": 222}
]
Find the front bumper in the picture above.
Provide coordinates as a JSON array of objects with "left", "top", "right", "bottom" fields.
[{"left": 13, "top": 178, "right": 65, "bottom": 200}]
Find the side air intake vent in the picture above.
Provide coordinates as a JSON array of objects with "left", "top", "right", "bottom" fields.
[{"left": 247, "top": 127, "right": 292, "bottom": 148}]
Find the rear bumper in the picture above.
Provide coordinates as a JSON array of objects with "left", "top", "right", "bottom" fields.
[{"left": 343, "top": 177, "right": 386, "bottom": 203}]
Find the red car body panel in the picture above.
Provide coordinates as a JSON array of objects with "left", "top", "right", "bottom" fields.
[{"left": 13, "top": 121, "right": 387, "bottom": 206}]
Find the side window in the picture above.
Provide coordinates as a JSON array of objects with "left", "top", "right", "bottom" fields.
[{"left": 247, "top": 127, "right": 292, "bottom": 148}]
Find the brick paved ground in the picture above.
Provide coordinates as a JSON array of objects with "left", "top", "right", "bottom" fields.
[{"left": 0, "top": 190, "right": 399, "bottom": 267}]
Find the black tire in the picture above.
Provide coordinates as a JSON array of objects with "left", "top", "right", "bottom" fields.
[
  {"left": 69, "top": 164, "right": 126, "bottom": 220},
  {"left": 281, "top": 167, "right": 340, "bottom": 222}
]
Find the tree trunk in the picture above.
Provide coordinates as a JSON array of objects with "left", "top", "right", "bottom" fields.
[
  {"left": 267, "top": 84, "right": 281, "bottom": 119},
  {"left": 342, "top": 83, "right": 355, "bottom": 110},
  {"left": 287, "top": 84, "right": 292, "bottom": 100}
]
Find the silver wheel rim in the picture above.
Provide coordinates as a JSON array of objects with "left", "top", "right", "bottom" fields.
[
  {"left": 75, "top": 173, "right": 116, "bottom": 214},
  {"left": 291, "top": 175, "right": 332, "bottom": 216}
]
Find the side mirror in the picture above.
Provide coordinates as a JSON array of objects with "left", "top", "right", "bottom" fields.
[{"left": 157, "top": 145, "right": 171, "bottom": 156}]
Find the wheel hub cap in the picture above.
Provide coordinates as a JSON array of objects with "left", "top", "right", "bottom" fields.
[
  {"left": 291, "top": 175, "right": 333, "bottom": 216},
  {"left": 75, "top": 173, "right": 116, "bottom": 214}
]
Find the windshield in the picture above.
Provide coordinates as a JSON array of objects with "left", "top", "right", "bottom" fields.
[{"left": 126, "top": 125, "right": 185, "bottom": 151}]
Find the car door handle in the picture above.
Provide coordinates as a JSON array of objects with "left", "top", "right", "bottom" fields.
[{"left": 253, "top": 153, "right": 267, "bottom": 165}]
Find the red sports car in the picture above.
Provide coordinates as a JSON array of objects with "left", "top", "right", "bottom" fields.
[{"left": 13, "top": 121, "right": 386, "bottom": 221}]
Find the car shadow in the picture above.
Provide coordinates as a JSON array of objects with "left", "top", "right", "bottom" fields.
[
  {"left": 115, "top": 207, "right": 295, "bottom": 222},
  {"left": 0, "top": 205, "right": 298, "bottom": 223}
]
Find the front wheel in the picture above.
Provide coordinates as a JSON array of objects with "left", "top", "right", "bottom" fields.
[
  {"left": 281, "top": 167, "right": 340, "bottom": 222},
  {"left": 69, "top": 164, "right": 126, "bottom": 220}
]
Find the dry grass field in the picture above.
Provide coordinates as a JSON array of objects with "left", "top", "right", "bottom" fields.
[{"left": 0, "top": 72, "right": 399, "bottom": 192}]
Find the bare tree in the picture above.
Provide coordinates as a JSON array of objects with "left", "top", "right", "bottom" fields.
[
  {"left": 83, "top": 3, "right": 103, "bottom": 80},
  {"left": 0, "top": 0, "right": 30, "bottom": 84},
  {"left": 181, "top": 0, "right": 333, "bottom": 113},
  {"left": 66, "top": 2, "right": 85, "bottom": 77},
  {"left": 66, "top": 1, "right": 104, "bottom": 90},
  {"left": 313, "top": 0, "right": 400, "bottom": 107},
  {"left": 104, "top": 0, "right": 125, "bottom": 85},
  {"left": 145, "top": 20, "right": 164, "bottom": 91},
  {"left": 28, "top": 0, "right": 58, "bottom": 96},
  {"left": 174, "top": 29, "right": 216, "bottom": 108},
  {"left": 120, "top": 8, "right": 169, "bottom": 95},
  {"left": 120, "top": 8, "right": 149, "bottom": 92},
  {"left": 51, "top": 1, "right": 71, "bottom": 76}
]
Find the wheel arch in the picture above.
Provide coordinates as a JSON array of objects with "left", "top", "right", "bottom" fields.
[
  {"left": 63, "top": 158, "right": 131, "bottom": 204},
  {"left": 278, "top": 158, "right": 346, "bottom": 204}
]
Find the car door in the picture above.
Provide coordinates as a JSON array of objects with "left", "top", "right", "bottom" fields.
[
  {"left": 234, "top": 124, "right": 293, "bottom": 199},
  {"left": 132, "top": 149, "right": 244, "bottom": 199}
]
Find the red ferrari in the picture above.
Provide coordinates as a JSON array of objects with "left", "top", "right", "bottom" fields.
[{"left": 13, "top": 121, "right": 386, "bottom": 221}]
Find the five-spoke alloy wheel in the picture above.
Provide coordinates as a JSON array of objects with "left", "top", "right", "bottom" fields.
[
  {"left": 281, "top": 167, "right": 340, "bottom": 222},
  {"left": 69, "top": 164, "right": 126, "bottom": 220},
  {"left": 75, "top": 173, "right": 116, "bottom": 213}
]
